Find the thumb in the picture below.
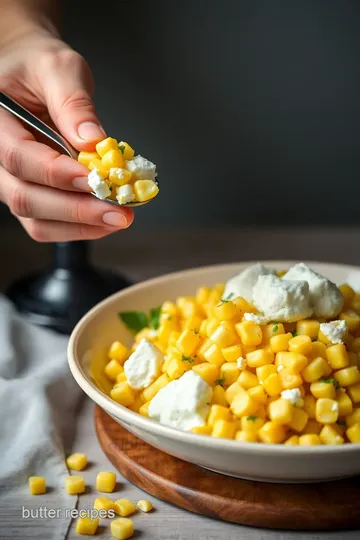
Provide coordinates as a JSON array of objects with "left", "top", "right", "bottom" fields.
[{"left": 39, "top": 49, "right": 106, "bottom": 151}]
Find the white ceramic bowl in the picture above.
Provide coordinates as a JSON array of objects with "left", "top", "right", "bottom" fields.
[{"left": 68, "top": 260, "right": 360, "bottom": 483}]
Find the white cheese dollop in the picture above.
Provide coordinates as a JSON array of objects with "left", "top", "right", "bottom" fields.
[
  {"left": 148, "top": 370, "right": 212, "bottom": 431},
  {"left": 283, "top": 263, "right": 343, "bottom": 318},
  {"left": 281, "top": 388, "right": 304, "bottom": 407},
  {"left": 320, "top": 320, "right": 347, "bottom": 344},
  {"left": 222, "top": 263, "right": 275, "bottom": 303},
  {"left": 252, "top": 274, "right": 312, "bottom": 322},
  {"left": 87, "top": 169, "right": 111, "bottom": 199},
  {"left": 116, "top": 184, "right": 135, "bottom": 205},
  {"left": 243, "top": 312, "right": 268, "bottom": 325},
  {"left": 125, "top": 155, "right": 157, "bottom": 180},
  {"left": 124, "top": 339, "right": 163, "bottom": 390}
]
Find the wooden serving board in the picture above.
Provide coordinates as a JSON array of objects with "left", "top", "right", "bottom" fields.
[{"left": 95, "top": 406, "right": 360, "bottom": 530}]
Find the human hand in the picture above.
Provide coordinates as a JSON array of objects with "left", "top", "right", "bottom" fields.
[{"left": 0, "top": 26, "right": 134, "bottom": 242}]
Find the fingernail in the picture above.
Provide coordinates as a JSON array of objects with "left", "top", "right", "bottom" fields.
[
  {"left": 103, "top": 212, "right": 128, "bottom": 227},
  {"left": 73, "top": 176, "right": 92, "bottom": 191},
  {"left": 78, "top": 121, "right": 106, "bottom": 141}
]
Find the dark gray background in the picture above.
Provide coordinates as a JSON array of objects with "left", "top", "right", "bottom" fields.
[{"left": 2, "top": 0, "right": 360, "bottom": 229}]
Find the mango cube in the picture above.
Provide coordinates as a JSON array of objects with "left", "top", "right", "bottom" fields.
[
  {"left": 29, "top": 476, "right": 46, "bottom": 495},
  {"left": 110, "top": 517, "right": 134, "bottom": 539},
  {"left": 114, "top": 498, "right": 137, "bottom": 517},
  {"left": 96, "top": 471, "right": 117, "bottom": 493},
  {"left": 75, "top": 517, "right": 99, "bottom": 536},
  {"left": 65, "top": 475, "right": 85, "bottom": 495},
  {"left": 66, "top": 453, "right": 88, "bottom": 471}
]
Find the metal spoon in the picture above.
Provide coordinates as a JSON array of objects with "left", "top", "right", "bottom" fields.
[{"left": 0, "top": 91, "right": 158, "bottom": 208}]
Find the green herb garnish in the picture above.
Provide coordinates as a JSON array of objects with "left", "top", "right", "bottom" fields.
[
  {"left": 320, "top": 378, "right": 340, "bottom": 390},
  {"left": 149, "top": 306, "right": 161, "bottom": 330},
  {"left": 119, "top": 305, "right": 161, "bottom": 333},
  {"left": 215, "top": 376, "right": 226, "bottom": 386},
  {"left": 291, "top": 329, "right": 297, "bottom": 337},
  {"left": 181, "top": 355, "right": 195, "bottom": 364},
  {"left": 118, "top": 144, "right": 126, "bottom": 154},
  {"left": 220, "top": 293, "right": 234, "bottom": 304},
  {"left": 247, "top": 416, "right": 258, "bottom": 422},
  {"left": 272, "top": 324, "right": 279, "bottom": 333}
]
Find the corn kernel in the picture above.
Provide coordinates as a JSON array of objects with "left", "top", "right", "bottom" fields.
[
  {"left": 340, "top": 310, "right": 360, "bottom": 332},
  {"left": 88, "top": 158, "right": 109, "bottom": 179},
  {"left": 309, "top": 341, "right": 327, "bottom": 360},
  {"left": 110, "top": 382, "right": 136, "bottom": 407},
  {"left": 183, "top": 314, "right": 203, "bottom": 332},
  {"left": 288, "top": 408, "right": 308, "bottom": 432},
  {"left": 302, "top": 419, "right": 321, "bottom": 434},
  {"left": 235, "top": 320, "right": 262, "bottom": 346},
  {"left": 334, "top": 366, "right": 360, "bottom": 387},
  {"left": 212, "top": 419, "right": 237, "bottom": 438},
  {"left": 231, "top": 392, "right": 259, "bottom": 417},
  {"left": 262, "top": 373, "right": 283, "bottom": 396},
  {"left": 109, "top": 167, "right": 133, "bottom": 186},
  {"left": 346, "top": 423, "right": 360, "bottom": 443},
  {"left": 301, "top": 356, "right": 329, "bottom": 383},
  {"left": 192, "top": 363, "right": 219, "bottom": 386},
  {"left": 96, "top": 137, "right": 118, "bottom": 157},
  {"left": 248, "top": 384, "right": 268, "bottom": 404},
  {"left": 118, "top": 141, "right": 135, "bottom": 160},
  {"left": 270, "top": 333, "right": 292, "bottom": 353},
  {"left": 240, "top": 415, "right": 265, "bottom": 432},
  {"left": 348, "top": 383, "right": 360, "bottom": 403},
  {"left": 166, "top": 356, "right": 191, "bottom": 380},
  {"left": 190, "top": 425, "right": 212, "bottom": 435},
  {"left": 346, "top": 408, "right": 360, "bottom": 426},
  {"left": 336, "top": 391, "right": 353, "bottom": 416},
  {"left": 326, "top": 343, "right": 349, "bottom": 370},
  {"left": 204, "top": 343, "right": 226, "bottom": 368},
  {"left": 220, "top": 362, "right": 240, "bottom": 385},
  {"left": 110, "top": 517, "right": 134, "bottom": 539},
  {"left": 351, "top": 293, "right": 360, "bottom": 314},
  {"left": 295, "top": 320, "right": 319, "bottom": 339},
  {"left": 209, "top": 385, "right": 226, "bottom": 407},
  {"left": 316, "top": 398, "right": 339, "bottom": 424},
  {"left": 141, "top": 374, "right": 169, "bottom": 402},
  {"left": 225, "top": 382, "right": 245, "bottom": 404},
  {"left": 128, "top": 394, "right": 145, "bottom": 413},
  {"left": 299, "top": 434, "right": 322, "bottom": 446},
  {"left": 238, "top": 370, "right": 259, "bottom": 389},
  {"left": 256, "top": 364, "right": 277, "bottom": 384},
  {"left": 29, "top": 476, "right": 46, "bottom": 495},
  {"left": 310, "top": 381, "right": 336, "bottom": 399},
  {"left": 246, "top": 348, "right": 274, "bottom": 368},
  {"left": 78, "top": 151, "right": 100, "bottom": 167},
  {"left": 76, "top": 517, "right": 99, "bottom": 536},
  {"left": 134, "top": 179, "right": 159, "bottom": 202},
  {"left": 276, "top": 351, "right": 308, "bottom": 373},
  {"left": 268, "top": 398, "right": 293, "bottom": 425},
  {"left": 176, "top": 329, "right": 201, "bottom": 357},
  {"left": 65, "top": 475, "right": 85, "bottom": 495},
  {"left": 288, "top": 335, "right": 312, "bottom": 355},
  {"left": 258, "top": 421, "right": 286, "bottom": 444},
  {"left": 138, "top": 401, "right": 151, "bottom": 417},
  {"left": 210, "top": 321, "right": 238, "bottom": 348},
  {"left": 339, "top": 283, "right": 355, "bottom": 306},
  {"left": 66, "top": 453, "right": 87, "bottom": 472},
  {"left": 116, "top": 373, "right": 127, "bottom": 384},
  {"left": 279, "top": 368, "right": 302, "bottom": 389},
  {"left": 214, "top": 301, "right": 238, "bottom": 321},
  {"left": 105, "top": 359, "right": 124, "bottom": 381},
  {"left": 108, "top": 341, "right": 130, "bottom": 364},
  {"left": 284, "top": 435, "right": 299, "bottom": 445},
  {"left": 196, "top": 286, "right": 211, "bottom": 305},
  {"left": 262, "top": 322, "right": 285, "bottom": 344},
  {"left": 208, "top": 404, "right": 232, "bottom": 426},
  {"left": 319, "top": 425, "right": 344, "bottom": 445},
  {"left": 94, "top": 496, "right": 115, "bottom": 515},
  {"left": 96, "top": 471, "right": 116, "bottom": 493},
  {"left": 235, "top": 430, "right": 258, "bottom": 442},
  {"left": 114, "top": 499, "right": 137, "bottom": 517},
  {"left": 137, "top": 499, "right": 153, "bottom": 512},
  {"left": 221, "top": 344, "right": 243, "bottom": 363}
]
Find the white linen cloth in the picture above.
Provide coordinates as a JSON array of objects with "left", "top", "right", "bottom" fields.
[{"left": 0, "top": 296, "right": 82, "bottom": 540}]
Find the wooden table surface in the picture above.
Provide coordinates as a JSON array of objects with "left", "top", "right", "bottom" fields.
[{"left": 2, "top": 223, "right": 360, "bottom": 540}]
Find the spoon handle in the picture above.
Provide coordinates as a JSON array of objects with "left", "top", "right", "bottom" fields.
[{"left": 0, "top": 91, "right": 78, "bottom": 159}]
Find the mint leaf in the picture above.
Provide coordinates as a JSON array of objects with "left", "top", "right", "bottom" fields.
[
  {"left": 149, "top": 306, "right": 161, "bottom": 330},
  {"left": 247, "top": 415, "right": 258, "bottom": 422},
  {"left": 118, "top": 144, "right": 126, "bottom": 154},
  {"left": 118, "top": 311, "right": 149, "bottom": 333},
  {"left": 181, "top": 355, "right": 195, "bottom": 364}
]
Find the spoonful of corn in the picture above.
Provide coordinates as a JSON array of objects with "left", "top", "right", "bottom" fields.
[{"left": 0, "top": 92, "right": 159, "bottom": 208}]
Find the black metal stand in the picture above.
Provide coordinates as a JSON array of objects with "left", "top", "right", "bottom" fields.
[{"left": 6, "top": 241, "right": 131, "bottom": 334}]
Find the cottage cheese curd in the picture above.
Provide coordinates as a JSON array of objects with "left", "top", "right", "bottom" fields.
[
  {"left": 124, "top": 339, "right": 163, "bottom": 390},
  {"left": 87, "top": 169, "right": 111, "bottom": 200},
  {"left": 320, "top": 320, "right": 347, "bottom": 344},
  {"left": 222, "top": 263, "right": 275, "bottom": 303},
  {"left": 125, "top": 155, "right": 157, "bottom": 180}
]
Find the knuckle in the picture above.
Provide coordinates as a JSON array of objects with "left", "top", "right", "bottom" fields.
[
  {"left": 69, "top": 199, "right": 84, "bottom": 224},
  {"left": 43, "top": 154, "right": 60, "bottom": 188},
  {"left": 61, "top": 88, "right": 93, "bottom": 115},
  {"left": 0, "top": 140, "right": 20, "bottom": 176},
  {"left": 9, "top": 184, "right": 32, "bottom": 218}
]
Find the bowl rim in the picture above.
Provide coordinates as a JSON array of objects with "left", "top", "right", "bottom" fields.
[{"left": 68, "top": 260, "right": 360, "bottom": 455}]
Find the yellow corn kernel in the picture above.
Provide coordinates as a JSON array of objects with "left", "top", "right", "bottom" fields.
[
  {"left": 214, "top": 300, "right": 238, "bottom": 321},
  {"left": 256, "top": 364, "right": 277, "bottom": 384},
  {"left": 190, "top": 425, "right": 212, "bottom": 435},
  {"left": 221, "top": 344, "right": 243, "bottom": 363},
  {"left": 128, "top": 395, "right": 145, "bottom": 413},
  {"left": 326, "top": 343, "right": 349, "bottom": 370},
  {"left": 270, "top": 333, "right": 292, "bottom": 353},
  {"left": 235, "top": 320, "right": 262, "bottom": 346},
  {"left": 108, "top": 341, "right": 130, "bottom": 364},
  {"left": 110, "top": 517, "right": 134, "bottom": 540},
  {"left": 299, "top": 434, "right": 322, "bottom": 446},
  {"left": 246, "top": 348, "right": 274, "bottom": 368},
  {"left": 76, "top": 517, "right": 99, "bottom": 536},
  {"left": 336, "top": 390, "right": 353, "bottom": 416},
  {"left": 310, "top": 381, "right": 336, "bottom": 399},
  {"left": 348, "top": 383, "right": 360, "bottom": 403},
  {"left": 109, "top": 167, "right": 133, "bottom": 186},
  {"left": 268, "top": 398, "right": 293, "bottom": 425},
  {"left": 208, "top": 404, "right": 232, "bottom": 426},
  {"left": 301, "top": 356, "right": 329, "bottom": 383},
  {"left": 225, "top": 382, "right": 245, "bottom": 405},
  {"left": 303, "top": 395, "right": 316, "bottom": 418},
  {"left": 116, "top": 372, "right": 127, "bottom": 384},
  {"left": 199, "top": 319, "right": 209, "bottom": 338},
  {"left": 261, "top": 322, "right": 285, "bottom": 345},
  {"left": 258, "top": 421, "right": 286, "bottom": 444},
  {"left": 176, "top": 329, "right": 201, "bottom": 357},
  {"left": 196, "top": 286, "right": 211, "bottom": 305},
  {"left": 135, "top": 328, "right": 158, "bottom": 344},
  {"left": 88, "top": 158, "right": 109, "bottom": 178},
  {"left": 339, "top": 283, "right": 355, "bottom": 307},
  {"left": 348, "top": 352, "right": 358, "bottom": 367},
  {"left": 238, "top": 370, "right": 259, "bottom": 389},
  {"left": 96, "top": 471, "right": 116, "bottom": 493},
  {"left": 166, "top": 356, "right": 191, "bottom": 380},
  {"left": 210, "top": 321, "right": 238, "bottom": 348},
  {"left": 319, "top": 425, "right": 344, "bottom": 445},
  {"left": 302, "top": 419, "right": 322, "bottom": 435},
  {"left": 288, "top": 335, "right": 312, "bottom": 355},
  {"left": 94, "top": 496, "right": 116, "bottom": 515},
  {"left": 183, "top": 314, "right": 204, "bottom": 332},
  {"left": 96, "top": 137, "right": 118, "bottom": 157},
  {"left": 110, "top": 382, "right": 136, "bottom": 407},
  {"left": 212, "top": 419, "right": 236, "bottom": 439},
  {"left": 105, "top": 359, "right": 124, "bottom": 381},
  {"left": 351, "top": 338, "right": 360, "bottom": 353},
  {"left": 137, "top": 499, "right": 153, "bottom": 512},
  {"left": 288, "top": 408, "right": 308, "bottom": 433},
  {"left": 205, "top": 289, "right": 223, "bottom": 313},
  {"left": 351, "top": 293, "right": 360, "bottom": 314},
  {"left": 296, "top": 320, "right": 320, "bottom": 339},
  {"left": 279, "top": 368, "right": 302, "bottom": 389},
  {"left": 248, "top": 384, "right": 268, "bottom": 405},
  {"left": 240, "top": 415, "right": 265, "bottom": 432},
  {"left": 275, "top": 351, "right": 308, "bottom": 373},
  {"left": 284, "top": 435, "right": 300, "bottom": 446},
  {"left": 29, "top": 476, "right": 46, "bottom": 495},
  {"left": 194, "top": 338, "right": 211, "bottom": 362},
  {"left": 346, "top": 423, "right": 360, "bottom": 443},
  {"left": 78, "top": 151, "right": 100, "bottom": 167},
  {"left": 204, "top": 343, "right": 226, "bottom": 368},
  {"left": 138, "top": 401, "right": 151, "bottom": 417},
  {"left": 192, "top": 363, "right": 219, "bottom": 386},
  {"left": 118, "top": 141, "right": 135, "bottom": 160},
  {"left": 66, "top": 453, "right": 87, "bottom": 472},
  {"left": 334, "top": 366, "right": 360, "bottom": 387},
  {"left": 262, "top": 373, "right": 283, "bottom": 396},
  {"left": 220, "top": 362, "right": 240, "bottom": 385},
  {"left": 316, "top": 398, "right": 339, "bottom": 424},
  {"left": 234, "top": 430, "right": 257, "bottom": 442},
  {"left": 205, "top": 318, "right": 220, "bottom": 337},
  {"left": 309, "top": 341, "right": 327, "bottom": 360},
  {"left": 161, "top": 300, "right": 179, "bottom": 316},
  {"left": 65, "top": 475, "right": 85, "bottom": 495},
  {"left": 211, "top": 385, "right": 228, "bottom": 406},
  {"left": 231, "top": 392, "right": 259, "bottom": 417},
  {"left": 346, "top": 408, "right": 360, "bottom": 426},
  {"left": 114, "top": 499, "right": 136, "bottom": 517},
  {"left": 141, "top": 374, "right": 169, "bottom": 402},
  {"left": 133, "top": 179, "right": 159, "bottom": 202},
  {"left": 340, "top": 310, "right": 360, "bottom": 332}
]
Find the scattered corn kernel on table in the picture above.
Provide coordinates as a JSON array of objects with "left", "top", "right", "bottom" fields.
[{"left": 3, "top": 225, "right": 360, "bottom": 540}]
